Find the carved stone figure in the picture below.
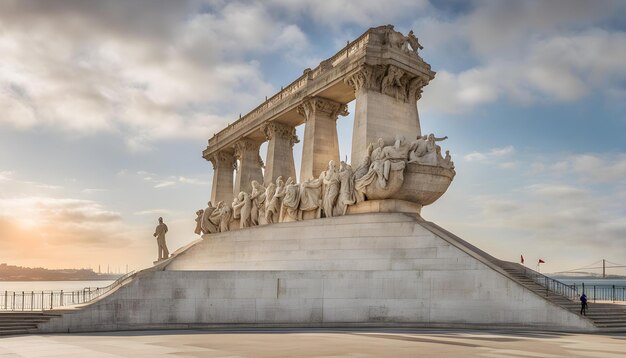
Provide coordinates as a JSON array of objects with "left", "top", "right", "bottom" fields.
[
  {"left": 355, "top": 138, "right": 407, "bottom": 201},
  {"left": 194, "top": 209, "right": 204, "bottom": 235},
  {"left": 321, "top": 161, "right": 340, "bottom": 218},
  {"left": 337, "top": 161, "right": 355, "bottom": 216},
  {"left": 250, "top": 180, "right": 266, "bottom": 226},
  {"left": 353, "top": 143, "right": 374, "bottom": 181},
  {"left": 219, "top": 202, "right": 233, "bottom": 232},
  {"left": 279, "top": 177, "right": 300, "bottom": 223},
  {"left": 409, "top": 135, "right": 428, "bottom": 162},
  {"left": 412, "top": 133, "right": 448, "bottom": 166},
  {"left": 153, "top": 217, "right": 169, "bottom": 261},
  {"left": 201, "top": 201, "right": 219, "bottom": 234},
  {"left": 299, "top": 177, "right": 322, "bottom": 219},
  {"left": 405, "top": 30, "right": 423, "bottom": 55},
  {"left": 233, "top": 192, "right": 252, "bottom": 228},
  {"left": 209, "top": 201, "right": 224, "bottom": 232},
  {"left": 442, "top": 150, "right": 455, "bottom": 169},
  {"left": 263, "top": 182, "right": 277, "bottom": 223},
  {"left": 232, "top": 196, "right": 241, "bottom": 220},
  {"left": 266, "top": 176, "right": 284, "bottom": 224}
]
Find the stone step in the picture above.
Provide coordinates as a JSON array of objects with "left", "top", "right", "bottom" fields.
[
  {"left": 0, "top": 325, "right": 37, "bottom": 330},
  {"left": 0, "top": 329, "right": 29, "bottom": 336},
  {"left": 594, "top": 322, "right": 626, "bottom": 328},
  {"left": 0, "top": 321, "right": 41, "bottom": 326}
]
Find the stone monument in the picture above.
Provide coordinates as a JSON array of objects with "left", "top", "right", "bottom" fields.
[{"left": 36, "top": 26, "right": 608, "bottom": 334}]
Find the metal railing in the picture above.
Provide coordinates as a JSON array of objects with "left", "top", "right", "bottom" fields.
[
  {"left": 0, "top": 271, "right": 134, "bottom": 311},
  {"left": 579, "top": 283, "right": 626, "bottom": 303},
  {"left": 521, "top": 267, "right": 580, "bottom": 300}
]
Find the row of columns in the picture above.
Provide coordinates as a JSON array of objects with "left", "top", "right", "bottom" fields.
[
  {"left": 209, "top": 63, "right": 432, "bottom": 203},
  {"left": 209, "top": 96, "right": 347, "bottom": 202}
]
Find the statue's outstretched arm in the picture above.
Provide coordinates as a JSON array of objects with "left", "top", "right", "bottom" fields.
[{"left": 434, "top": 136, "right": 448, "bottom": 142}]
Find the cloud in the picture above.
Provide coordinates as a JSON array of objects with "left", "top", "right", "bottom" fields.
[
  {"left": 534, "top": 153, "right": 626, "bottom": 184},
  {"left": 420, "top": 2, "right": 626, "bottom": 113},
  {"left": 464, "top": 145, "right": 515, "bottom": 162},
  {"left": 0, "top": 171, "right": 15, "bottom": 182},
  {"left": 134, "top": 209, "right": 172, "bottom": 216},
  {"left": 0, "top": 1, "right": 310, "bottom": 150}
]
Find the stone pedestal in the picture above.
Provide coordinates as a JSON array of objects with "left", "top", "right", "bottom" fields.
[
  {"left": 233, "top": 138, "right": 263, "bottom": 195},
  {"left": 298, "top": 97, "right": 348, "bottom": 182},
  {"left": 208, "top": 151, "right": 236, "bottom": 205},
  {"left": 346, "top": 64, "right": 430, "bottom": 164},
  {"left": 263, "top": 122, "right": 298, "bottom": 185}
]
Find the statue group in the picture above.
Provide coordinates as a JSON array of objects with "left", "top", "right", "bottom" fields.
[{"left": 195, "top": 133, "right": 453, "bottom": 235}]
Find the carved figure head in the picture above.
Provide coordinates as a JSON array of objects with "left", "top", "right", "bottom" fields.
[
  {"left": 286, "top": 177, "right": 295, "bottom": 185},
  {"left": 328, "top": 160, "right": 336, "bottom": 171},
  {"left": 276, "top": 176, "right": 283, "bottom": 185},
  {"left": 377, "top": 138, "right": 385, "bottom": 148},
  {"left": 158, "top": 217, "right": 163, "bottom": 223},
  {"left": 395, "top": 135, "right": 406, "bottom": 148},
  {"left": 207, "top": 201, "right": 212, "bottom": 207}
]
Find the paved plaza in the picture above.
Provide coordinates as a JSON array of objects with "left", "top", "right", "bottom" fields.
[{"left": 0, "top": 329, "right": 625, "bottom": 357}]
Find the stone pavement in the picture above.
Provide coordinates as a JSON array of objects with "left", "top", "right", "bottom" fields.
[{"left": 0, "top": 329, "right": 625, "bottom": 357}]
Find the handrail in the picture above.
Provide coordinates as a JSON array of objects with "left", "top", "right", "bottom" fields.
[
  {"left": 0, "top": 270, "right": 135, "bottom": 311},
  {"left": 520, "top": 266, "right": 580, "bottom": 300}
]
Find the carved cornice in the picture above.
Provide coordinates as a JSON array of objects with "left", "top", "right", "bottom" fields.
[
  {"left": 208, "top": 151, "right": 236, "bottom": 170},
  {"left": 297, "top": 97, "right": 349, "bottom": 121},
  {"left": 233, "top": 138, "right": 261, "bottom": 160},
  {"left": 262, "top": 122, "right": 299, "bottom": 147},
  {"left": 346, "top": 64, "right": 430, "bottom": 103}
]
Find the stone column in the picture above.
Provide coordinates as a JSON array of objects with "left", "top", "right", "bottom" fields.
[
  {"left": 263, "top": 122, "right": 299, "bottom": 185},
  {"left": 345, "top": 64, "right": 431, "bottom": 164},
  {"left": 297, "top": 97, "right": 348, "bottom": 182},
  {"left": 208, "top": 151, "right": 236, "bottom": 205},
  {"left": 233, "top": 138, "right": 264, "bottom": 195}
]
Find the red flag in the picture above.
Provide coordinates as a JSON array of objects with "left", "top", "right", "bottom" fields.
[
  {"left": 520, "top": 255, "right": 524, "bottom": 264},
  {"left": 538, "top": 259, "right": 545, "bottom": 264}
]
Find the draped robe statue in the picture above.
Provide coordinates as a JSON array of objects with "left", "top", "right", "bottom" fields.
[
  {"left": 337, "top": 161, "right": 355, "bottom": 216},
  {"left": 279, "top": 177, "right": 300, "bottom": 223},
  {"left": 233, "top": 192, "right": 252, "bottom": 228},
  {"left": 321, "top": 160, "right": 340, "bottom": 218},
  {"left": 250, "top": 180, "right": 266, "bottom": 226},
  {"left": 201, "top": 201, "right": 219, "bottom": 234},
  {"left": 299, "top": 177, "right": 322, "bottom": 219},
  {"left": 266, "top": 176, "right": 284, "bottom": 224},
  {"left": 194, "top": 209, "right": 204, "bottom": 235}
]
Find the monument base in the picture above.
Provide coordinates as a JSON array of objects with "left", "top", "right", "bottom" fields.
[{"left": 37, "top": 213, "right": 597, "bottom": 333}]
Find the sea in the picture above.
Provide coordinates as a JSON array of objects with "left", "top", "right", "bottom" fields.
[{"left": 0, "top": 280, "right": 115, "bottom": 293}]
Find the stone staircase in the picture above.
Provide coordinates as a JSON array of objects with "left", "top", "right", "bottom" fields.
[
  {"left": 0, "top": 312, "right": 61, "bottom": 336},
  {"left": 420, "top": 218, "right": 626, "bottom": 332}
]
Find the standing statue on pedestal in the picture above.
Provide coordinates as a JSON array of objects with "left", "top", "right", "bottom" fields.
[{"left": 153, "top": 217, "right": 169, "bottom": 261}]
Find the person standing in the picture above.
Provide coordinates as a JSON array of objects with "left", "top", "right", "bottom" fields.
[
  {"left": 580, "top": 292, "right": 588, "bottom": 315},
  {"left": 153, "top": 217, "right": 169, "bottom": 261}
]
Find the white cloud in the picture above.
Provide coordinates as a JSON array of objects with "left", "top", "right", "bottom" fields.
[
  {"left": 464, "top": 145, "right": 515, "bottom": 162},
  {"left": 0, "top": 1, "right": 311, "bottom": 150},
  {"left": 134, "top": 209, "right": 172, "bottom": 216}
]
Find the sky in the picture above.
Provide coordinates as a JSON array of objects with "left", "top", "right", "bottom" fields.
[{"left": 1, "top": 0, "right": 625, "bottom": 275}]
